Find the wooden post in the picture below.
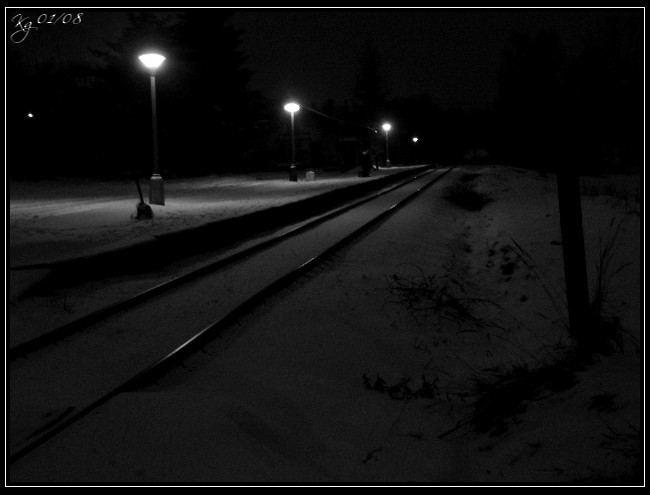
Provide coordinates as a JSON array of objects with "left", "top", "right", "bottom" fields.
[{"left": 556, "top": 170, "right": 591, "bottom": 345}]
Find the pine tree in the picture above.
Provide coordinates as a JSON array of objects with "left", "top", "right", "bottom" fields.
[
  {"left": 353, "top": 43, "right": 389, "bottom": 126},
  {"left": 92, "top": 11, "right": 254, "bottom": 175}
]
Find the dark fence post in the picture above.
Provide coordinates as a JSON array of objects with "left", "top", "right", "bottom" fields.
[{"left": 556, "top": 169, "right": 591, "bottom": 345}]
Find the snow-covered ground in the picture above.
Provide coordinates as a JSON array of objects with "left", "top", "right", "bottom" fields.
[
  {"left": 7, "top": 165, "right": 642, "bottom": 485},
  {"left": 8, "top": 166, "right": 412, "bottom": 310},
  {"left": 8, "top": 167, "right": 409, "bottom": 268}
]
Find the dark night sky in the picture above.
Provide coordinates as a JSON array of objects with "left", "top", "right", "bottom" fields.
[{"left": 6, "top": 7, "right": 642, "bottom": 110}]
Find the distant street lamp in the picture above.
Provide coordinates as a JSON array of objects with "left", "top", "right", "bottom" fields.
[
  {"left": 139, "top": 53, "right": 166, "bottom": 205},
  {"left": 284, "top": 102, "right": 300, "bottom": 181},
  {"left": 382, "top": 123, "right": 391, "bottom": 167},
  {"left": 412, "top": 137, "right": 419, "bottom": 164},
  {"left": 27, "top": 113, "right": 34, "bottom": 119}
]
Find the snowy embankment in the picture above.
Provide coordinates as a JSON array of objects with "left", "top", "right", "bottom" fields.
[{"left": 8, "top": 165, "right": 641, "bottom": 484}]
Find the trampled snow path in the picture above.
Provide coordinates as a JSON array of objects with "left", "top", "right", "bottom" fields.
[{"left": 7, "top": 166, "right": 642, "bottom": 485}]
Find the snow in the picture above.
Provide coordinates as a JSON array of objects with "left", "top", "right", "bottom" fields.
[
  {"left": 7, "top": 165, "right": 642, "bottom": 485},
  {"left": 8, "top": 168, "right": 409, "bottom": 268}
]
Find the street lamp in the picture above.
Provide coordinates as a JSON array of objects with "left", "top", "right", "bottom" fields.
[
  {"left": 284, "top": 102, "right": 300, "bottom": 181},
  {"left": 382, "top": 123, "right": 391, "bottom": 167},
  {"left": 139, "top": 53, "right": 166, "bottom": 205},
  {"left": 412, "top": 137, "right": 419, "bottom": 164}
]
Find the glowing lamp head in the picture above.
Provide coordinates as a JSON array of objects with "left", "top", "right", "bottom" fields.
[
  {"left": 139, "top": 53, "right": 166, "bottom": 71},
  {"left": 27, "top": 113, "right": 34, "bottom": 119},
  {"left": 284, "top": 102, "right": 300, "bottom": 113},
  {"left": 382, "top": 123, "right": 391, "bottom": 132},
  {"left": 412, "top": 137, "right": 419, "bottom": 143}
]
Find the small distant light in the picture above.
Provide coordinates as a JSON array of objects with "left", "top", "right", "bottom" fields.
[
  {"left": 27, "top": 113, "right": 34, "bottom": 118},
  {"left": 284, "top": 102, "right": 300, "bottom": 113},
  {"left": 138, "top": 53, "right": 166, "bottom": 70},
  {"left": 412, "top": 137, "right": 419, "bottom": 143},
  {"left": 382, "top": 123, "right": 391, "bottom": 132}
]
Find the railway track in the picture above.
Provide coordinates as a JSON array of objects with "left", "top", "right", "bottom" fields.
[
  {"left": 9, "top": 165, "right": 454, "bottom": 465},
  {"left": 9, "top": 166, "right": 436, "bottom": 360}
]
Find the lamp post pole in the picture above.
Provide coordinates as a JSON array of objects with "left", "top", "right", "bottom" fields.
[
  {"left": 291, "top": 110, "right": 296, "bottom": 165},
  {"left": 284, "top": 102, "right": 300, "bottom": 181},
  {"left": 149, "top": 72, "right": 165, "bottom": 200},
  {"left": 412, "top": 136, "right": 419, "bottom": 164},
  {"left": 382, "top": 123, "right": 391, "bottom": 167},
  {"left": 139, "top": 53, "right": 166, "bottom": 205}
]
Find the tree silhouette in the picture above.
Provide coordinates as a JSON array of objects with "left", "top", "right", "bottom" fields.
[
  {"left": 92, "top": 11, "right": 254, "bottom": 176},
  {"left": 167, "top": 11, "right": 254, "bottom": 174},
  {"left": 385, "top": 94, "right": 445, "bottom": 164},
  {"left": 494, "top": 29, "right": 568, "bottom": 170},
  {"left": 569, "top": 12, "right": 643, "bottom": 173},
  {"left": 353, "top": 43, "right": 389, "bottom": 126},
  {"left": 7, "top": 49, "right": 116, "bottom": 178},
  {"left": 495, "top": 13, "right": 642, "bottom": 174}
]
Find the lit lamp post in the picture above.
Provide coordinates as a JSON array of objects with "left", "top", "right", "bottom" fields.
[
  {"left": 138, "top": 53, "right": 166, "bottom": 205},
  {"left": 412, "top": 136, "right": 419, "bottom": 164},
  {"left": 382, "top": 123, "right": 391, "bottom": 167},
  {"left": 284, "top": 102, "right": 300, "bottom": 181}
]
